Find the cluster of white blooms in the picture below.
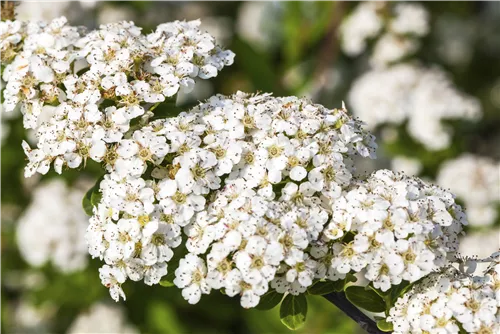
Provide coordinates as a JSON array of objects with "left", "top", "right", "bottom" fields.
[
  {"left": 348, "top": 63, "right": 481, "bottom": 150},
  {"left": 67, "top": 302, "right": 138, "bottom": 334},
  {"left": 0, "top": 17, "right": 234, "bottom": 176},
  {"left": 340, "top": 2, "right": 429, "bottom": 67},
  {"left": 5, "top": 15, "right": 489, "bottom": 327},
  {"left": 388, "top": 254, "right": 500, "bottom": 334},
  {"left": 85, "top": 92, "right": 378, "bottom": 304},
  {"left": 325, "top": 169, "right": 467, "bottom": 292},
  {"left": 16, "top": 179, "right": 88, "bottom": 273},
  {"left": 437, "top": 154, "right": 500, "bottom": 227}
]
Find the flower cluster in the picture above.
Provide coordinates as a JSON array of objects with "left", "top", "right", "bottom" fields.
[
  {"left": 1, "top": 17, "right": 234, "bottom": 176},
  {"left": 437, "top": 154, "right": 500, "bottom": 227},
  {"left": 340, "top": 2, "right": 429, "bottom": 67},
  {"left": 16, "top": 179, "right": 89, "bottom": 273},
  {"left": 324, "top": 169, "right": 467, "bottom": 292},
  {"left": 388, "top": 254, "right": 500, "bottom": 334},
  {"left": 86, "top": 92, "right": 378, "bottom": 304},
  {"left": 348, "top": 63, "right": 481, "bottom": 150},
  {"left": 4, "top": 15, "right": 488, "bottom": 330}
]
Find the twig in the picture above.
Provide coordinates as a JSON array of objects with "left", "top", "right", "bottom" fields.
[{"left": 323, "top": 292, "right": 386, "bottom": 334}]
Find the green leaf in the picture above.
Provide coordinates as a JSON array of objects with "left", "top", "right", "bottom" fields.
[
  {"left": 255, "top": 290, "right": 283, "bottom": 310},
  {"left": 390, "top": 281, "right": 411, "bottom": 304},
  {"left": 345, "top": 286, "right": 387, "bottom": 313},
  {"left": 308, "top": 280, "right": 344, "bottom": 295},
  {"left": 81, "top": 175, "right": 104, "bottom": 216},
  {"left": 377, "top": 319, "right": 394, "bottom": 332},
  {"left": 280, "top": 294, "right": 308, "bottom": 330},
  {"left": 344, "top": 273, "right": 358, "bottom": 286},
  {"left": 159, "top": 278, "right": 175, "bottom": 287},
  {"left": 82, "top": 186, "right": 94, "bottom": 216}
]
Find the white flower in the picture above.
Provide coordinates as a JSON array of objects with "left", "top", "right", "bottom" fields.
[
  {"left": 174, "top": 148, "right": 220, "bottom": 195},
  {"left": 99, "top": 265, "right": 127, "bottom": 302},
  {"left": 140, "top": 223, "right": 174, "bottom": 266},
  {"left": 174, "top": 254, "right": 211, "bottom": 304},
  {"left": 234, "top": 236, "right": 283, "bottom": 284},
  {"left": 104, "top": 218, "right": 142, "bottom": 263},
  {"left": 225, "top": 268, "right": 268, "bottom": 308},
  {"left": 184, "top": 211, "right": 217, "bottom": 254},
  {"left": 157, "top": 178, "right": 206, "bottom": 225}
]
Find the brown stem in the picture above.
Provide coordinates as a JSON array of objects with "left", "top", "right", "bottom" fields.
[
  {"left": 323, "top": 292, "right": 387, "bottom": 334},
  {"left": 1, "top": 1, "right": 17, "bottom": 21}
]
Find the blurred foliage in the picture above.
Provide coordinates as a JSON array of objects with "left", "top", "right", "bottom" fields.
[{"left": 2, "top": 1, "right": 499, "bottom": 333}]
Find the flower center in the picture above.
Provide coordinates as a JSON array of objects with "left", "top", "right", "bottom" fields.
[
  {"left": 118, "top": 232, "right": 131, "bottom": 243},
  {"left": 296, "top": 218, "right": 308, "bottom": 229},
  {"left": 267, "top": 145, "right": 283, "bottom": 158},
  {"left": 436, "top": 317, "right": 448, "bottom": 328},
  {"left": 296, "top": 262, "right": 306, "bottom": 272},
  {"left": 403, "top": 250, "right": 416, "bottom": 264},
  {"left": 288, "top": 156, "right": 300, "bottom": 167},
  {"left": 465, "top": 299, "right": 480, "bottom": 312},
  {"left": 152, "top": 234, "right": 165, "bottom": 246},
  {"left": 161, "top": 213, "right": 175, "bottom": 224},
  {"left": 138, "top": 215, "right": 150, "bottom": 226},
  {"left": 242, "top": 115, "right": 255, "bottom": 128},
  {"left": 380, "top": 264, "right": 389, "bottom": 275},
  {"left": 172, "top": 191, "right": 187, "bottom": 204},
  {"left": 324, "top": 166, "right": 336, "bottom": 182},
  {"left": 211, "top": 146, "right": 226, "bottom": 159},
  {"left": 251, "top": 256, "right": 265, "bottom": 269},
  {"left": 244, "top": 151, "right": 255, "bottom": 164},
  {"left": 138, "top": 147, "right": 152, "bottom": 160},
  {"left": 281, "top": 235, "right": 294, "bottom": 249},
  {"left": 192, "top": 270, "right": 203, "bottom": 284},
  {"left": 217, "top": 259, "right": 231, "bottom": 274},
  {"left": 191, "top": 164, "right": 206, "bottom": 180}
]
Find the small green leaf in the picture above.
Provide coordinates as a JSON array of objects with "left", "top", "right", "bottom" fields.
[
  {"left": 308, "top": 280, "right": 344, "bottom": 295},
  {"left": 159, "top": 278, "right": 175, "bottom": 287},
  {"left": 377, "top": 319, "right": 394, "bottom": 332},
  {"left": 344, "top": 273, "right": 358, "bottom": 286},
  {"left": 82, "top": 175, "right": 104, "bottom": 216},
  {"left": 90, "top": 189, "right": 102, "bottom": 207},
  {"left": 256, "top": 290, "right": 283, "bottom": 310},
  {"left": 82, "top": 186, "right": 94, "bottom": 216},
  {"left": 390, "top": 281, "right": 411, "bottom": 304},
  {"left": 345, "top": 286, "right": 387, "bottom": 313},
  {"left": 280, "top": 294, "right": 308, "bottom": 330}
]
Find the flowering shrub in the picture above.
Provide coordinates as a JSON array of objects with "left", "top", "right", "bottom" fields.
[{"left": 2, "top": 12, "right": 499, "bottom": 333}]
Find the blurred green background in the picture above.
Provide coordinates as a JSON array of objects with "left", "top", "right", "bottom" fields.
[{"left": 2, "top": 1, "right": 499, "bottom": 333}]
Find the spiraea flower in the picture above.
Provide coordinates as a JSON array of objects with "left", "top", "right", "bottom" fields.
[
  {"left": 5, "top": 15, "right": 489, "bottom": 331},
  {"left": 82, "top": 92, "right": 376, "bottom": 303},
  {"left": 388, "top": 256, "right": 500, "bottom": 334},
  {"left": 329, "top": 169, "right": 467, "bottom": 291},
  {"left": 1, "top": 17, "right": 234, "bottom": 177}
]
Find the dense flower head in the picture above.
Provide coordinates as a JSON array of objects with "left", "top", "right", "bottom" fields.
[
  {"left": 388, "top": 255, "right": 500, "bottom": 334},
  {"left": 4, "top": 14, "right": 491, "bottom": 330},
  {"left": 326, "top": 169, "right": 467, "bottom": 292},
  {"left": 0, "top": 17, "right": 234, "bottom": 176},
  {"left": 86, "top": 91, "right": 378, "bottom": 304}
]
